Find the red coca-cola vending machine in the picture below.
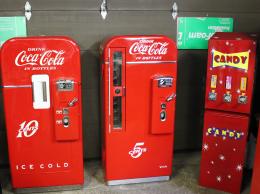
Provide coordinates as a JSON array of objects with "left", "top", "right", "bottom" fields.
[
  {"left": 0, "top": 37, "right": 84, "bottom": 191},
  {"left": 199, "top": 32, "right": 257, "bottom": 193},
  {"left": 101, "top": 35, "right": 177, "bottom": 185}
]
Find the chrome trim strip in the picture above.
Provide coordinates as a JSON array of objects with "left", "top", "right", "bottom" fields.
[
  {"left": 107, "top": 176, "right": 170, "bottom": 186},
  {"left": 3, "top": 85, "right": 32, "bottom": 88},
  {"left": 108, "top": 48, "right": 111, "bottom": 134},
  {"left": 126, "top": 60, "right": 176, "bottom": 64}
]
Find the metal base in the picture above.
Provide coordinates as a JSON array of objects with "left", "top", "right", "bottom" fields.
[
  {"left": 14, "top": 184, "right": 83, "bottom": 194},
  {"left": 107, "top": 176, "right": 170, "bottom": 186}
]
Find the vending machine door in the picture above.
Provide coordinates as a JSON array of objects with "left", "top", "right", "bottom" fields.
[
  {"left": 109, "top": 48, "right": 126, "bottom": 132},
  {"left": 151, "top": 76, "right": 175, "bottom": 134},
  {"left": 199, "top": 110, "right": 249, "bottom": 194},
  {"left": 53, "top": 79, "right": 81, "bottom": 141}
]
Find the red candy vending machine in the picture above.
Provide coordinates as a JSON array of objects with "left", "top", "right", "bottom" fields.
[
  {"left": 0, "top": 37, "right": 84, "bottom": 191},
  {"left": 199, "top": 32, "right": 257, "bottom": 193},
  {"left": 101, "top": 35, "right": 177, "bottom": 185}
]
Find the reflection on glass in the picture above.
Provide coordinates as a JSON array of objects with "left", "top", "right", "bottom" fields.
[
  {"left": 113, "top": 96, "right": 122, "bottom": 128},
  {"left": 113, "top": 52, "right": 122, "bottom": 86}
]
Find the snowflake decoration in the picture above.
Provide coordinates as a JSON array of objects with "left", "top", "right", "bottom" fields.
[
  {"left": 223, "top": 136, "right": 226, "bottom": 140},
  {"left": 210, "top": 161, "right": 215, "bottom": 165},
  {"left": 214, "top": 134, "right": 217, "bottom": 137},
  {"left": 206, "top": 132, "right": 209, "bottom": 136},
  {"left": 233, "top": 148, "right": 236, "bottom": 152},
  {"left": 219, "top": 154, "right": 225, "bottom": 161},
  {"left": 215, "top": 143, "right": 218, "bottom": 147},
  {"left": 236, "top": 164, "right": 243, "bottom": 172},
  {"left": 227, "top": 174, "right": 232, "bottom": 179},
  {"left": 207, "top": 171, "right": 210, "bottom": 174},
  {"left": 203, "top": 143, "right": 209, "bottom": 151},
  {"left": 216, "top": 176, "right": 222, "bottom": 182}
]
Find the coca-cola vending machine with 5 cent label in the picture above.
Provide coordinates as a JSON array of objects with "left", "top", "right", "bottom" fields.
[{"left": 101, "top": 35, "right": 177, "bottom": 185}]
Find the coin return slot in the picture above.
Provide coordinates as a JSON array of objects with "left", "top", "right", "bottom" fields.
[
  {"left": 223, "top": 93, "right": 232, "bottom": 103},
  {"left": 160, "top": 110, "right": 166, "bottom": 121},
  {"left": 208, "top": 92, "right": 217, "bottom": 101},
  {"left": 63, "top": 117, "right": 69, "bottom": 128},
  {"left": 238, "top": 95, "right": 247, "bottom": 104},
  {"left": 63, "top": 108, "right": 69, "bottom": 115},
  {"left": 161, "top": 103, "right": 166, "bottom": 109}
]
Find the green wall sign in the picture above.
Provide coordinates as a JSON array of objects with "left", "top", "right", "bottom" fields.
[
  {"left": 177, "top": 17, "right": 233, "bottom": 49},
  {"left": 0, "top": 17, "right": 27, "bottom": 47}
]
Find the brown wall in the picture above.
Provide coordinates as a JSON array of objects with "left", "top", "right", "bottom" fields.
[{"left": 0, "top": 0, "right": 260, "bottom": 164}]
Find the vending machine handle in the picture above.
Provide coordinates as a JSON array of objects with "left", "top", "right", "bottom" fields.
[
  {"left": 166, "top": 93, "right": 176, "bottom": 102},
  {"left": 68, "top": 98, "right": 78, "bottom": 107}
]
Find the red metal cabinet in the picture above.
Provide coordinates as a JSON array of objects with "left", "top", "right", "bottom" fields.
[
  {"left": 200, "top": 110, "right": 249, "bottom": 194},
  {"left": 0, "top": 37, "right": 84, "bottom": 190},
  {"left": 205, "top": 32, "right": 256, "bottom": 114},
  {"left": 101, "top": 35, "right": 177, "bottom": 185},
  {"left": 200, "top": 32, "right": 256, "bottom": 194}
]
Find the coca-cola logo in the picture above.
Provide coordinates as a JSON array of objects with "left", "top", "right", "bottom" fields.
[
  {"left": 15, "top": 48, "right": 65, "bottom": 67},
  {"left": 129, "top": 40, "right": 168, "bottom": 56},
  {"left": 17, "top": 120, "right": 39, "bottom": 138}
]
